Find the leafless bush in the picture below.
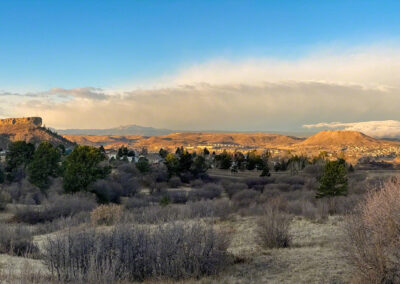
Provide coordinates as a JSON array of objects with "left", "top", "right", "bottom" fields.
[
  {"left": 0, "top": 223, "right": 39, "bottom": 256},
  {"left": 286, "top": 199, "right": 328, "bottom": 221},
  {"left": 190, "top": 179, "right": 204, "bottom": 188},
  {"left": 34, "top": 211, "right": 91, "bottom": 235},
  {"left": 303, "top": 164, "right": 323, "bottom": 179},
  {"left": 126, "top": 205, "right": 181, "bottom": 224},
  {"left": 4, "top": 179, "right": 44, "bottom": 204},
  {"left": 232, "top": 189, "right": 260, "bottom": 209},
  {"left": 276, "top": 175, "right": 306, "bottom": 185},
  {"left": 223, "top": 182, "right": 248, "bottom": 198},
  {"left": 0, "top": 191, "right": 11, "bottom": 211},
  {"left": 188, "top": 183, "right": 222, "bottom": 201},
  {"left": 256, "top": 205, "right": 291, "bottom": 249},
  {"left": 124, "top": 196, "right": 151, "bottom": 210},
  {"left": 344, "top": 181, "right": 400, "bottom": 283},
  {"left": 167, "top": 190, "right": 189, "bottom": 203},
  {"left": 168, "top": 176, "right": 182, "bottom": 188},
  {"left": 245, "top": 177, "right": 274, "bottom": 192},
  {"left": 185, "top": 199, "right": 233, "bottom": 220},
  {"left": 14, "top": 194, "right": 96, "bottom": 224},
  {"left": 90, "top": 204, "right": 123, "bottom": 226},
  {"left": 90, "top": 179, "right": 124, "bottom": 203},
  {"left": 264, "top": 183, "right": 291, "bottom": 192},
  {"left": 43, "top": 222, "right": 230, "bottom": 282},
  {"left": 123, "top": 199, "right": 233, "bottom": 224}
]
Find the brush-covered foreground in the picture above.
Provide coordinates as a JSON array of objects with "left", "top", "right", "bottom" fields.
[{"left": 0, "top": 163, "right": 395, "bottom": 284}]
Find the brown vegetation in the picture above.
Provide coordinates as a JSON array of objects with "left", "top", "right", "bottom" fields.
[{"left": 344, "top": 180, "right": 400, "bottom": 283}]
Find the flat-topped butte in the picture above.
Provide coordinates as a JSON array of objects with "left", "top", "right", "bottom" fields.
[{"left": 0, "top": 117, "right": 42, "bottom": 127}]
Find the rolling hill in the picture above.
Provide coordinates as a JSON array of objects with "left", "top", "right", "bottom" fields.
[
  {"left": 64, "top": 132, "right": 304, "bottom": 150},
  {"left": 299, "top": 130, "right": 386, "bottom": 147}
]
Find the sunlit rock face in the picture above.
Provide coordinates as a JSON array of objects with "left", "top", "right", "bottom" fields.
[{"left": 0, "top": 117, "right": 42, "bottom": 127}]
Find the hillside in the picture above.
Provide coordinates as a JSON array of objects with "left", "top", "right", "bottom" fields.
[
  {"left": 64, "top": 132, "right": 303, "bottom": 150},
  {"left": 299, "top": 130, "right": 386, "bottom": 147},
  {"left": 0, "top": 117, "right": 74, "bottom": 149}
]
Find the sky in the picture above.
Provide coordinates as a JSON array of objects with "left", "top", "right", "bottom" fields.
[{"left": 1, "top": 0, "right": 400, "bottom": 136}]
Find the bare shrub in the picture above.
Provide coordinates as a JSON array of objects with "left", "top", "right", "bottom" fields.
[
  {"left": 256, "top": 205, "right": 291, "bottom": 248},
  {"left": 90, "top": 179, "right": 124, "bottom": 203},
  {"left": 264, "top": 183, "right": 291, "bottom": 192},
  {"left": 168, "top": 176, "right": 182, "bottom": 188},
  {"left": 185, "top": 199, "right": 233, "bottom": 220},
  {"left": 303, "top": 164, "right": 323, "bottom": 179},
  {"left": 90, "top": 204, "right": 123, "bottom": 226},
  {"left": 14, "top": 194, "right": 96, "bottom": 224},
  {"left": 0, "top": 191, "right": 11, "bottom": 211},
  {"left": 344, "top": 181, "right": 400, "bottom": 283},
  {"left": 245, "top": 177, "right": 274, "bottom": 192},
  {"left": 167, "top": 190, "right": 189, "bottom": 204},
  {"left": 123, "top": 199, "right": 233, "bottom": 224},
  {"left": 276, "top": 175, "right": 305, "bottom": 185},
  {"left": 34, "top": 211, "right": 91, "bottom": 235},
  {"left": 286, "top": 199, "right": 328, "bottom": 221},
  {"left": 124, "top": 196, "right": 151, "bottom": 210},
  {"left": 0, "top": 223, "right": 39, "bottom": 256},
  {"left": 190, "top": 179, "right": 204, "bottom": 188},
  {"left": 43, "top": 222, "right": 230, "bottom": 282},
  {"left": 232, "top": 189, "right": 260, "bottom": 209},
  {"left": 223, "top": 182, "right": 248, "bottom": 198},
  {"left": 188, "top": 183, "right": 222, "bottom": 201},
  {"left": 4, "top": 179, "right": 44, "bottom": 204}
]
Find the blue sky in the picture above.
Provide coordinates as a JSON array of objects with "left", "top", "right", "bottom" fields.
[
  {"left": 2, "top": 1, "right": 400, "bottom": 133},
  {"left": 1, "top": 0, "right": 399, "bottom": 90}
]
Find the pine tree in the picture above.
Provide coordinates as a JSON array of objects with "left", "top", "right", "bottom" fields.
[{"left": 316, "top": 160, "right": 348, "bottom": 198}]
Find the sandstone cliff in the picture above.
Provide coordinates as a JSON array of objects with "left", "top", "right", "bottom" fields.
[
  {"left": 0, "top": 117, "right": 42, "bottom": 127},
  {"left": 0, "top": 117, "right": 73, "bottom": 149}
]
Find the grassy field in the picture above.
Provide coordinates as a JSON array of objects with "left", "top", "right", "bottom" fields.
[{"left": 0, "top": 210, "right": 351, "bottom": 283}]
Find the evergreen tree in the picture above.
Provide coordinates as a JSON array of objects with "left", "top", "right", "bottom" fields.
[
  {"left": 136, "top": 156, "right": 150, "bottom": 173},
  {"left": 260, "top": 166, "right": 270, "bottom": 177},
  {"left": 28, "top": 142, "right": 61, "bottom": 190},
  {"left": 6, "top": 141, "right": 35, "bottom": 171},
  {"left": 191, "top": 155, "right": 208, "bottom": 176},
  {"left": 234, "top": 151, "right": 246, "bottom": 170},
  {"left": 99, "top": 145, "right": 106, "bottom": 155},
  {"left": 165, "top": 153, "right": 179, "bottom": 177},
  {"left": 159, "top": 148, "right": 168, "bottom": 159},
  {"left": 63, "top": 145, "right": 110, "bottom": 193},
  {"left": 5, "top": 141, "right": 35, "bottom": 181},
  {"left": 216, "top": 150, "right": 232, "bottom": 169},
  {"left": 316, "top": 159, "right": 348, "bottom": 198}
]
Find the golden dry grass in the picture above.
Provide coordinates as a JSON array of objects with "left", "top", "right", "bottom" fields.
[{"left": 0, "top": 211, "right": 351, "bottom": 283}]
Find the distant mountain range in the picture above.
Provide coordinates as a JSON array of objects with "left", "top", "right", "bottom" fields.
[{"left": 57, "top": 124, "right": 174, "bottom": 136}]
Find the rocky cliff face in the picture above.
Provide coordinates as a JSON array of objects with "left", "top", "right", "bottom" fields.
[
  {"left": 0, "top": 117, "right": 42, "bottom": 127},
  {"left": 0, "top": 117, "right": 73, "bottom": 149}
]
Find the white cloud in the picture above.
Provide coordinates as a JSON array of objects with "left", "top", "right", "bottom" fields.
[
  {"left": 161, "top": 45, "right": 400, "bottom": 89},
  {"left": 303, "top": 120, "right": 400, "bottom": 138},
  {"left": 4, "top": 45, "right": 400, "bottom": 130}
]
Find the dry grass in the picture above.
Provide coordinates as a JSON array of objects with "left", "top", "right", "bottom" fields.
[
  {"left": 0, "top": 214, "right": 352, "bottom": 284},
  {"left": 90, "top": 204, "right": 123, "bottom": 226}
]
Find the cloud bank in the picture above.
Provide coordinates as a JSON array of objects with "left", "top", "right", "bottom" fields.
[{"left": 3, "top": 45, "right": 400, "bottom": 130}]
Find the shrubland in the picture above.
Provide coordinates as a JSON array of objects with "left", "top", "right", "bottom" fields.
[{"left": 0, "top": 142, "right": 396, "bottom": 283}]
